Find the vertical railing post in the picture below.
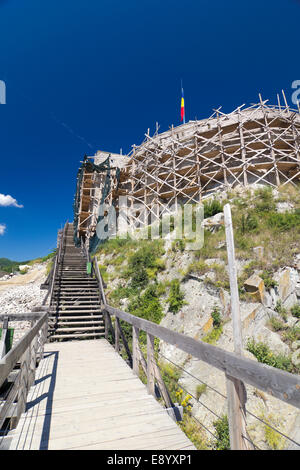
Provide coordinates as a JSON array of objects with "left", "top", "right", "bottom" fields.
[
  {"left": 132, "top": 326, "right": 140, "bottom": 375},
  {"left": 147, "top": 333, "right": 155, "bottom": 396},
  {"left": 104, "top": 310, "right": 109, "bottom": 340},
  {"left": 0, "top": 316, "right": 9, "bottom": 359},
  {"left": 28, "top": 320, "right": 37, "bottom": 388},
  {"left": 224, "top": 203, "right": 252, "bottom": 450},
  {"left": 115, "top": 318, "right": 120, "bottom": 353},
  {"left": 16, "top": 346, "right": 31, "bottom": 422}
]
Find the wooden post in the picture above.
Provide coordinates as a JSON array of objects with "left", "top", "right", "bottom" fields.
[
  {"left": 0, "top": 316, "right": 9, "bottom": 359},
  {"left": 115, "top": 317, "right": 120, "bottom": 353},
  {"left": 224, "top": 203, "right": 251, "bottom": 450},
  {"left": 147, "top": 333, "right": 155, "bottom": 396},
  {"left": 16, "top": 347, "right": 31, "bottom": 421},
  {"left": 132, "top": 326, "right": 140, "bottom": 375},
  {"left": 104, "top": 310, "right": 109, "bottom": 340}
]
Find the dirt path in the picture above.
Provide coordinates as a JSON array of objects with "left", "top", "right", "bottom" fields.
[{"left": 0, "top": 265, "right": 47, "bottom": 293}]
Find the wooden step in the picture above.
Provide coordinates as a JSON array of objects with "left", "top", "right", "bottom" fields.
[
  {"left": 49, "top": 326, "right": 104, "bottom": 333},
  {"left": 48, "top": 332, "right": 105, "bottom": 340},
  {"left": 48, "top": 315, "right": 103, "bottom": 320},
  {"left": 53, "top": 287, "right": 99, "bottom": 291},
  {"left": 51, "top": 304, "right": 101, "bottom": 309},
  {"left": 49, "top": 306, "right": 102, "bottom": 314},
  {"left": 49, "top": 321, "right": 104, "bottom": 327}
]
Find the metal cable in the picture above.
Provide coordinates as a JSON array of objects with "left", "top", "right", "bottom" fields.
[
  {"left": 154, "top": 353, "right": 300, "bottom": 450},
  {"left": 245, "top": 408, "right": 300, "bottom": 448},
  {"left": 157, "top": 350, "right": 227, "bottom": 399}
]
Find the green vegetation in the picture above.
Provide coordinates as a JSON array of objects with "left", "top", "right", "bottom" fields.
[
  {"left": 159, "top": 363, "right": 208, "bottom": 449},
  {"left": 0, "top": 258, "right": 25, "bottom": 274},
  {"left": 203, "top": 198, "right": 223, "bottom": 218},
  {"left": 167, "top": 279, "right": 185, "bottom": 313},
  {"left": 202, "top": 305, "right": 223, "bottom": 345},
  {"left": 261, "top": 412, "right": 285, "bottom": 450},
  {"left": 128, "top": 284, "right": 164, "bottom": 325},
  {"left": 211, "top": 305, "right": 221, "bottom": 327},
  {"left": 260, "top": 270, "right": 278, "bottom": 290},
  {"left": 274, "top": 300, "right": 288, "bottom": 322},
  {"left": 212, "top": 415, "right": 230, "bottom": 450},
  {"left": 246, "top": 339, "right": 296, "bottom": 373},
  {"left": 202, "top": 325, "right": 223, "bottom": 345},
  {"left": 291, "top": 304, "right": 300, "bottom": 319},
  {"left": 124, "top": 241, "right": 165, "bottom": 289},
  {"left": 196, "top": 384, "right": 207, "bottom": 400}
]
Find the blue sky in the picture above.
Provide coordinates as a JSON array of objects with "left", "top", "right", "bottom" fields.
[{"left": 0, "top": 0, "right": 299, "bottom": 260}]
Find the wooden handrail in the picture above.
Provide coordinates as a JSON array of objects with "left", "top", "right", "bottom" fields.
[
  {"left": 104, "top": 304, "right": 300, "bottom": 409},
  {"left": 0, "top": 312, "right": 48, "bottom": 388},
  {"left": 0, "top": 312, "right": 48, "bottom": 430},
  {"left": 46, "top": 221, "right": 68, "bottom": 307}
]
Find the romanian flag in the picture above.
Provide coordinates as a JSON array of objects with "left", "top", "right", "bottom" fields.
[{"left": 181, "top": 87, "right": 185, "bottom": 124}]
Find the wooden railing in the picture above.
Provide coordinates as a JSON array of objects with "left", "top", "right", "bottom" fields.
[
  {"left": 0, "top": 312, "right": 48, "bottom": 431},
  {"left": 42, "top": 222, "right": 68, "bottom": 307},
  {"left": 89, "top": 253, "right": 300, "bottom": 449}
]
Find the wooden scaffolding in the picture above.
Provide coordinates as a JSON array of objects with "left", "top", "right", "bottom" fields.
[{"left": 75, "top": 94, "right": 300, "bottom": 245}]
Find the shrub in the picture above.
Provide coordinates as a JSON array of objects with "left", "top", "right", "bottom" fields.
[
  {"left": 171, "top": 239, "right": 185, "bottom": 252},
  {"left": 260, "top": 270, "right": 277, "bottom": 289},
  {"left": 212, "top": 415, "right": 230, "bottom": 450},
  {"left": 126, "top": 242, "right": 165, "bottom": 288},
  {"left": 211, "top": 305, "right": 221, "bottom": 328},
  {"left": 203, "top": 199, "right": 223, "bottom": 218},
  {"left": 290, "top": 304, "right": 300, "bottom": 319},
  {"left": 254, "top": 187, "right": 276, "bottom": 212},
  {"left": 267, "top": 209, "right": 300, "bottom": 231},
  {"left": 274, "top": 300, "right": 288, "bottom": 321},
  {"left": 167, "top": 279, "right": 185, "bottom": 313},
  {"left": 268, "top": 316, "right": 286, "bottom": 332},
  {"left": 130, "top": 266, "right": 149, "bottom": 289},
  {"left": 240, "top": 213, "right": 259, "bottom": 234},
  {"left": 159, "top": 362, "right": 181, "bottom": 403},
  {"left": 128, "top": 284, "right": 163, "bottom": 325},
  {"left": 202, "top": 326, "right": 223, "bottom": 345},
  {"left": 246, "top": 339, "right": 293, "bottom": 373},
  {"left": 282, "top": 325, "right": 300, "bottom": 345}
]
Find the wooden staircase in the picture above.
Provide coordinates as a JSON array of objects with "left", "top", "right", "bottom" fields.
[{"left": 48, "top": 223, "right": 105, "bottom": 341}]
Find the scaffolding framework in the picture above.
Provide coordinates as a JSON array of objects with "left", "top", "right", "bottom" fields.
[{"left": 75, "top": 94, "right": 300, "bottom": 248}]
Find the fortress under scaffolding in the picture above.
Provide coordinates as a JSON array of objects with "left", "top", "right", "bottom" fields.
[{"left": 73, "top": 94, "right": 300, "bottom": 252}]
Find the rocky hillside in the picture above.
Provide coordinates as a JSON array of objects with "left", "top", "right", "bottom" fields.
[
  {"left": 0, "top": 261, "right": 48, "bottom": 344},
  {"left": 95, "top": 183, "right": 300, "bottom": 450}
]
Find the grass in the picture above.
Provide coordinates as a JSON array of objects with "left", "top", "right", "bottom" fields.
[
  {"left": 196, "top": 384, "right": 207, "bottom": 400},
  {"left": 261, "top": 412, "right": 286, "bottom": 450}
]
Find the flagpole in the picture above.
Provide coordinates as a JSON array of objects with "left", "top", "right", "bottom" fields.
[{"left": 181, "top": 79, "right": 186, "bottom": 124}]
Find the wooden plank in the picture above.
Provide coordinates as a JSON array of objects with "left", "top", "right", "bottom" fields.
[
  {"left": 10, "top": 340, "right": 195, "bottom": 450},
  {"left": 105, "top": 305, "right": 300, "bottom": 408}
]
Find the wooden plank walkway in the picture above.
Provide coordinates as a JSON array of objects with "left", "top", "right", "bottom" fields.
[{"left": 9, "top": 339, "right": 195, "bottom": 450}]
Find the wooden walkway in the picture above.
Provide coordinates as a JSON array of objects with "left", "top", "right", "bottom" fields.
[{"left": 9, "top": 340, "right": 195, "bottom": 450}]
